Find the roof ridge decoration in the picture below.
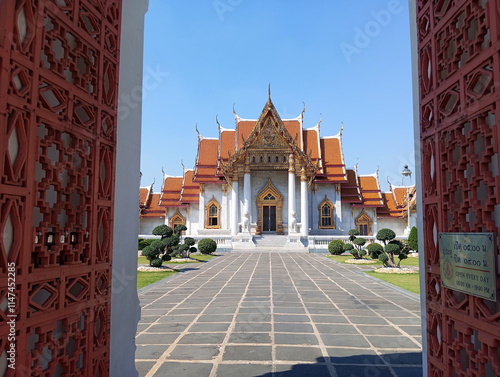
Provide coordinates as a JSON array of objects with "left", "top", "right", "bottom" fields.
[{"left": 220, "top": 93, "right": 319, "bottom": 180}]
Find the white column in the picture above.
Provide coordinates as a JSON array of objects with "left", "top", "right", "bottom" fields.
[
  {"left": 243, "top": 168, "right": 251, "bottom": 233},
  {"left": 300, "top": 167, "right": 308, "bottom": 236},
  {"left": 222, "top": 184, "right": 228, "bottom": 229},
  {"left": 198, "top": 184, "right": 205, "bottom": 231},
  {"left": 231, "top": 176, "right": 239, "bottom": 236},
  {"left": 288, "top": 153, "right": 296, "bottom": 233}
]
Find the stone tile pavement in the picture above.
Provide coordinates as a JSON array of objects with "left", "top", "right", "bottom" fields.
[{"left": 135, "top": 253, "right": 423, "bottom": 377}]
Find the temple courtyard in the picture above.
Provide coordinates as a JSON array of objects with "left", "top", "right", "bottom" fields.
[{"left": 135, "top": 253, "right": 422, "bottom": 377}]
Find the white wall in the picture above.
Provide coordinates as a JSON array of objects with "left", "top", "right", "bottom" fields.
[
  {"left": 378, "top": 217, "right": 407, "bottom": 237},
  {"left": 139, "top": 217, "right": 163, "bottom": 236},
  {"left": 110, "top": 1, "right": 148, "bottom": 376}
]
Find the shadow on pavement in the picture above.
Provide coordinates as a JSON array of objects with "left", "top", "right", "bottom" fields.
[{"left": 255, "top": 352, "right": 423, "bottom": 377}]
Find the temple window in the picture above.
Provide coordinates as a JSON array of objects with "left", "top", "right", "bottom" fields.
[
  {"left": 170, "top": 211, "right": 186, "bottom": 234},
  {"left": 355, "top": 210, "right": 372, "bottom": 236},
  {"left": 252, "top": 156, "right": 256, "bottom": 163},
  {"left": 318, "top": 196, "right": 335, "bottom": 229},
  {"left": 205, "top": 197, "right": 221, "bottom": 229}
]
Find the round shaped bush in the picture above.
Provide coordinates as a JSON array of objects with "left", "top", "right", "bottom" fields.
[
  {"left": 174, "top": 224, "right": 187, "bottom": 234},
  {"left": 367, "top": 243, "right": 383, "bottom": 253},
  {"left": 141, "top": 246, "right": 153, "bottom": 258},
  {"left": 385, "top": 243, "right": 401, "bottom": 255},
  {"left": 138, "top": 240, "right": 149, "bottom": 250},
  {"left": 162, "top": 254, "right": 171, "bottom": 262},
  {"left": 328, "top": 240, "right": 344, "bottom": 255},
  {"left": 358, "top": 249, "right": 367, "bottom": 257},
  {"left": 348, "top": 229, "right": 360, "bottom": 237},
  {"left": 198, "top": 238, "right": 217, "bottom": 254},
  {"left": 353, "top": 238, "right": 366, "bottom": 247},
  {"left": 189, "top": 246, "right": 197, "bottom": 254},
  {"left": 378, "top": 253, "right": 389, "bottom": 264},
  {"left": 152, "top": 225, "right": 173, "bottom": 238},
  {"left": 343, "top": 243, "right": 354, "bottom": 252},
  {"left": 150, "top": 258, "right": 163, "bottom": 267},
  {"left": 376, "top": 228, "right": 396, "bottom": 243},
  {"left": 185, "top": 237, "right": 195, "bottom": 246},
  {"left": 398, "top": 253, "right": 408, "bottom": 261}
]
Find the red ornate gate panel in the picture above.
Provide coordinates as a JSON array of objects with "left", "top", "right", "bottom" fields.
[
  {"left": 0, "top": 1, "right": 121, "bottom": 375},
  {"left": 417, "top": 1, "right": 500, "bottom": 376}
]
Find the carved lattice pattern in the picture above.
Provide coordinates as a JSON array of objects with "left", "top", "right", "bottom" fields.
[
  {"left": 0, "top": 1, "right": 121, "bottom": 375},
  {"left": 418, "top": 1, "right": 500, "bottom": 376}
]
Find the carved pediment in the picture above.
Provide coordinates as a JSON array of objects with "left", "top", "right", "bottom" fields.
[{"left": 252, "top": 118, "right": 289, "bottom": 150}]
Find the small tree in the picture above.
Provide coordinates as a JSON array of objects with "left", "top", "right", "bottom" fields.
[
  {"left": 351, "top": 237, "right": 367, "bottom": 259},
  {"left": 198, "top": 238, "right": 217, "bottom": 255},
  {"left": 141, "top": 239, "right": 171, "bottom": 267},
  {"left": 375, "top": 229, "right": 410, "bottom": 267},
  {"left": 408, "top": 226, "right": 418, "bottom": 252},
  {"left": 328, "top": 240, "right": 344, "bottom": 255}
]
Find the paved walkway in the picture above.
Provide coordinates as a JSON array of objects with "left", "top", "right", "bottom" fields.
[{"left": 135, "top": 254, "right": 423, "bottom": 377}]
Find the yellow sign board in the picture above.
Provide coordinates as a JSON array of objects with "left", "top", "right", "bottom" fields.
[{"left": 439, "top": 233, "right": 498, "bottom": 302}]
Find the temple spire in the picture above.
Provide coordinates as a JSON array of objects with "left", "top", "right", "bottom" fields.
[{"left": 268, "top": 83, "right": 271, "bottom": 103}]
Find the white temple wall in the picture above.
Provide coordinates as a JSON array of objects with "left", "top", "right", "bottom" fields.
[
  {"left": 378, "top": 217, "right": 406, "bottom": 237},
  {"left": 138, "top": 218, "right": 162, "bottom": 236},
  {"left": 188, "top": 203, "right": 199, "bottom": 234}
]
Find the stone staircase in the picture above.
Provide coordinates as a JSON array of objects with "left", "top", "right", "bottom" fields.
[{"left": 232, "top": 235, "right": 309, "bottom": 253}]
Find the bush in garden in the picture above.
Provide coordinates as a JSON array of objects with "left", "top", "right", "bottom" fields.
[
  {"left": 138, "top": 238, "right": 154, "bottom": 250},
  {"left": 343, "top": 243, "right": 354, "bottom": 253},
  {"left": 152, "top": 225, "right": 173, "bottom": 240},
  {"left": 142, "top": 225, "right": 196, "bottom": 266},
  {"left": 375, "top": 228, "right": 409, "bottom": 267},
  {"left": 328, "top": 240, "right": 344, "bottom": 255},
  {"left": 408, "top": 226, "right": 418, "bottom": 252},
  {"left": 198, "top": 238, "right": 217, "bottom": 255},
  {"left": 367, "top": 242, "right": 383, "bottom": 260}
]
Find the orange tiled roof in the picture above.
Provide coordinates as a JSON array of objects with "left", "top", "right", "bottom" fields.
[
  {"left": 341, "top": 169, "right": 362, "bottom": 203},
  {"left": 356, "top": 175, "right": 384, "bottom": 207},
  {"left": 140, "top": 193, "right": 165, "bottom": 218},
  {"left": 315, "top": 136, "right": 347, "bottom": 183},
  {"left": 194, "top": 138, "right": 220, "bottom": 182},
  {"left": 139, "top": 187, "right": 150, "bottom": 208},
  {"left": 180, "top": 170, "right": 200, "bottom": 203},
  {"left": 378, "top": 192, "right": 404, "bottom": 218},
  {"left": 392, "top": 185, "right": 416, "bottom": 210},
  {"left": 218, "top": 129, "right": 236, "bottom": 163},
  {"left": 303, "top": 128, "right": 321, "bottom": 167},
  {"left": 159, "top": 176, "right": 184, "bottom": 207}
]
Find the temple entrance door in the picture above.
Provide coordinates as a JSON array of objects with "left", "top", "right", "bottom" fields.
[{"left": 262, "top": 205, "right": 277, "bottom": 232}]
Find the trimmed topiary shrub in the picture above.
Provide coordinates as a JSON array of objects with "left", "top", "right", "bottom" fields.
[
  {"left": 328, "top": 240, "right": 344, "bottom": 255},
  {"left": 367, "top": 243, "right": 383, "bottom": 260},
  {"left": 343, "top": 243, "right": 354, "bottom": 252},
  {"left": 376, "top": 228, "right": 396, "bottom": 245},
  {"left": 150, "top": 258, "right": 162, "bottom": 268},
  {"left": 138, "top": 238, "right": 155, "bottom": 250},
  {"left": 408, "top": 226, "right": 418, "bottom": 252},
  {"left": 198, "top": 238, "right": 217, "bottom": 255},
  {"left": 152, "top": 225, "right": 173, "bottom": 239}
]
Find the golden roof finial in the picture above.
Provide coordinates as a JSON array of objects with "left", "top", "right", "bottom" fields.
[
  {"left": 318, "top": 113, "right": 323, "bottom": 129},
  {"left": 354, "top": 158, "right": 359, "bottom": 173},
  {"left": 301, "top": 102, "right": 306, "bottom": 117},
  {"left": 181, "top": 159, "right": 186, "bottom": 172},
  {"left": 216, "top": 114, "right": 221, "bottom": 129},
  {"left": 232, "top": 103, "right": 236, "bottom": 115},
  {"left": 340, "top": 122, "right": 344, "bottom": 136},
  {"left": 268, "top": 83, "right": 271, "bottom": 102}
]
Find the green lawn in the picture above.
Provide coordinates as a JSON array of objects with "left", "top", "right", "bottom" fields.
[
  {"left": 365, "top": 270, "right": 420, "bottom": 294},
  {"left": 137, "top": 270, "right": 177, "bottom": 289},
  {"left": 326, "top": 254, "right": 420, "bottom": 267},
  {"left": 138, "top": 253, "right": 216, "bottom": 265}
]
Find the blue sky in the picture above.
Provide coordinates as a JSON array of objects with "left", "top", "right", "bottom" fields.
[{"left": 140, "top": 0, "right": 415, "bottom": 192}]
